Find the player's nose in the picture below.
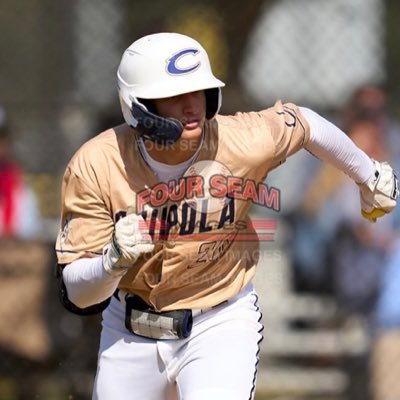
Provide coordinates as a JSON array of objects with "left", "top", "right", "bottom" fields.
[{"left": 182, "top": 91, "right": 205, "bottom": 115}]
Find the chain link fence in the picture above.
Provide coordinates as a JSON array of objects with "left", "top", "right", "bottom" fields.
[
  {"left": 1, "top": 0, "right": 400, "bottom": 399},
  {"left": 242, "top": 0, "right": 386, "bottom": 108}
]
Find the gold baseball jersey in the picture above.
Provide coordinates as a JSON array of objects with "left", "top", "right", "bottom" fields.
[{"left": 56, "top": 101, "right": 309, "bottom": 311}]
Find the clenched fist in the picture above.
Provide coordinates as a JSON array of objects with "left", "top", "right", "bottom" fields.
[
  {"left": 360, "top": 160, "right": 399, "bottom": 222},
  {"left": 102, "top": 213, "right": 154, "bottom": 276}
]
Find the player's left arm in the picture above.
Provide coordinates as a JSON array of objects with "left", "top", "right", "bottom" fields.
[{"left": 300, "top": 107, "right": 398, "bottom": 222}]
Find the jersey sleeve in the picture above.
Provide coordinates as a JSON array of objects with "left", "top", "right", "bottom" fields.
[
  {"left": 55, "top": 166, "right": 114, "bottom": 265},
  {"left": 259, "top": 101, "right": 310, "bottom": 169}
]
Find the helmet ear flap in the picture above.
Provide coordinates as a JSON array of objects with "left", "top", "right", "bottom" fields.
[{"left": 205, "top": 88, "right": 221, "bottom": 119}]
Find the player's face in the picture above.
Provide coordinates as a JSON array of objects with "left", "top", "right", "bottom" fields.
[{"left": 153, "top": 90, "right": 207, "bottom": 140}]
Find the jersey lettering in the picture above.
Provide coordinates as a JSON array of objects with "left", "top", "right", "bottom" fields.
[{"left": 114, "top": 199, "right": 235, "bottom": 242}]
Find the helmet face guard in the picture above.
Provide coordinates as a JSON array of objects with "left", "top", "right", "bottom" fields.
[{"left": 117, "top": 33, "right": 225, "bottom": 144}]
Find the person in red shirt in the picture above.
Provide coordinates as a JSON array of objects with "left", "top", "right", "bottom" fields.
[{"left": 0, "top": 107, "right": 41, "bottom": 238}]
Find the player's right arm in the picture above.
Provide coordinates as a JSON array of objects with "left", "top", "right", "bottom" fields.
[
  {"left": 56, "top": 159, "right": 153, "bottom": 312},
  {"left": 62, "top": 213, "right": 154, "bottom": 309}
]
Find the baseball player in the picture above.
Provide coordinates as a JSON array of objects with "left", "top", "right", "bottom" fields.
[{"left": 55, "top": 33, "right": 398, "bottom": 400}]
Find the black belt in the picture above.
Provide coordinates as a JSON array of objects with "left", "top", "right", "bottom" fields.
[
  {"left": 113, "top": 289, "right": 229, "bottom": 340},
  {"left": 113, "top": 289, "right": 192, "bottom": 340}
]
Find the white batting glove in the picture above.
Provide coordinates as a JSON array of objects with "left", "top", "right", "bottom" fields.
[
  {"left": 359, "top": 160, "right": 399, "bottom": 222},
  {"left": 102, "top": 213, "right": 154, "bottom": 276}
]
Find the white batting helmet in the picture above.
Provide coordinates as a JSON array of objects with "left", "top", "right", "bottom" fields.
[{"left": 117, "top": 32, "right": 225, "bottom": 143}]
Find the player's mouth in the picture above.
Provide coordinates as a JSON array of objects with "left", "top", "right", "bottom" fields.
[{"left": 183, "top": 119, "right": 201, "bottom": 130}]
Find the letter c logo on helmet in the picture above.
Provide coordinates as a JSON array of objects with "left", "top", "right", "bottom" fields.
[{"left": 166, "top": 49, "right": 201, "bottom": 75}]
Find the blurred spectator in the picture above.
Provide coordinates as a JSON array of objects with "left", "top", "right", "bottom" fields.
[
  {"left": 290, "top": 85, "right": 400, "bottom": 297},
  {"left": 321, "top": 119, "right": 395, "bottom": 316},
  {"left": 0, "top": 106, "right": 42, "bottom": 239},
  {"left": 291, "top": 117, "right": 395, "bottom": 302},
  {"left": 371, "top": 241, "right": 400, "bottom": 400},
  {"left": 0, "top": 107, "right": 50, "bottom": 364},
  {"left": 338, "top": 84, "right": 400, "bottom": 172},
  {"left": 284, "top": 85, "right": 400, "bottom": 400},
  {"left": 320, "top": 85, "right": 400, "bottom": 322}
]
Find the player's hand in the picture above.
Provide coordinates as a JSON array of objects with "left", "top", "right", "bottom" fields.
[
  {"left": 359, "top": 160, "right": 399, "bottom": 222},
  {"left": 102, "top": 213, "right": 154, "bottom": 276}
]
